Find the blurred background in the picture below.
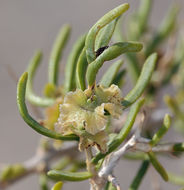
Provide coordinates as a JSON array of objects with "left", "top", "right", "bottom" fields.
[{"left": 0, "top": 0, "right": 184, "bottom": 189}]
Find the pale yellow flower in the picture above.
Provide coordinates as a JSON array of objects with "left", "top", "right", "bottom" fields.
[{"left": 55, "top": 84, "right": 123, "bottom": 152}]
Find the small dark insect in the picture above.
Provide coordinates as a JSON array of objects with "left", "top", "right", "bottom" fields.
[
  {"left": 95, "top": 46, "right": 109, "bottom": 57},
  {"left": 104, "top": 109, "right": 110, "bottom": 116}
]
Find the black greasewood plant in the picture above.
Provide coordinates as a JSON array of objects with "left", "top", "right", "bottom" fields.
[{"left": 1, "top": 1, "right": 184, "bottom": 190}]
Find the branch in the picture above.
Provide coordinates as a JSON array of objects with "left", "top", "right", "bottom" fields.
[
  {"left": 0, "top": 143, "right": 78, "bottom": 189},
  {"left": 99, "top": 135, "right": 136, "bottom": 180},
  {"left": 97, "top": 124, "right": 183, "bottom": 190}
]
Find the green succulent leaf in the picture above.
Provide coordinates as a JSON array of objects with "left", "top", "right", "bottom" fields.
[
  {"left": 0, "top": 164, "right": 25, "bottom": 181},
  {"left": 124, "top": 152, "right": 148, "bottom": 161},
  {"left": 39, "top": 174, "right": 49, "bottom": 190},
  {"left": 17, "top": 72, "right": 79, "bottom": 141},
  {"left": 47, "top": 170, "right": 92, "bottom": 181},
  {"left": 128, "top": 0, "right": 152, "bottom": 40},
  {"left": 76, "top": 48, "right": 88, "bottom": 90},
  {"left": 48, "top": 24, "right": 71, "bottom": 85},
  {"left": 164, "top": 95, "right": 184, "bottom": 121},
  {"left": 129, "top": 160, "right": 150, "bottom": 190},
  {"left": 150, "top": 114, "right": 171, "bottom": 146},
  {"left": 136, "top": 0, "right": 152, "bottom": 38},
  {"left": 64, "top": 34, "right": 86, "bottom": 92},
  {"left": 85, "top": 3, "right": 129, "bottom": 63},
  {"left": 86, "top": 41, "right": 143, "bottom": 87},
  {"left": 162, "top": 35, "right": 184, "bottom": 86},
  {"left": 122, "top": 53, "right": 157, "bottom": 107},
  {"left": 146, "top": 5, "right": 179, "bottom": 56},
  {"left": 95, "top": 18, "right": 119, "bottom": 51},
  {"left": 51, "top": 181, "right": 63, "bottom": 190},
  {"left": 26, "top": 51, "right": 55, "bottom": 107},
  {"left": 43, "top": 83, "right": 56, "bottom": 98},
  {"left": 168, "top": 172, "right": 184, "bottom": 186},
  {"left": 148, "top": 151, "right": 168, "bottom": 181},
  {"left": 173, "top": 143, "right": 184, "bottom": 152}
]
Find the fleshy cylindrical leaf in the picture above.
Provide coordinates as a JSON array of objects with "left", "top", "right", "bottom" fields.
[
  {"left": 47, "top": 170, "right": 92, "bottom": 181},
  {"left": 122, "top": 53, "right": 157, "bottom": 107},
  {"left": 148, "top": 151, "right": 168, "bottom": 181},
  {"left": 64, "top": 34, "right": 86, "bottom": 92},
  {"left": 87, "top": 42, "right": 143, "bottom": 87},
  {"left": 150, "top": 114, "right": 171, "bottom": 146},
  {"left": 85, "top": 3, "right": 129, "bottom": 63},
  {"left": 76, "top": 48, "right": 88, "bottom": 90},
  {"left": 48, "top": 25, "right": 71, "bottom": 85},
  {"left": 26, "top": 51, "right": 55, "bottom": 107},
  {"left": 129, "top": 160, "right": 149, "bottom": 190},
  {"left": 17, "top": 72, "right": 79, "bottom": 141}
]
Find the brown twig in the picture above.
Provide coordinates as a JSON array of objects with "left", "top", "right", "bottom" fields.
[{"left": 0, "top": 143, "right": 78, "bottom": 189}]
